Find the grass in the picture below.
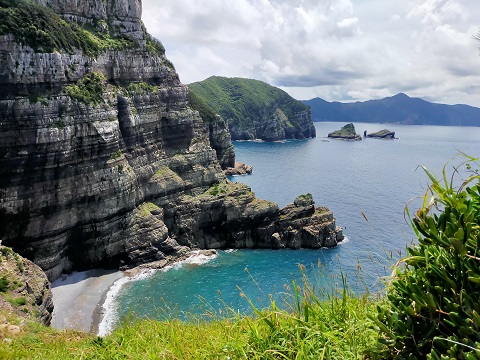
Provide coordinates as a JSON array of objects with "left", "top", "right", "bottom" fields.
[{"left": 0, "top": 271, "right": 379, "bottom": 359}]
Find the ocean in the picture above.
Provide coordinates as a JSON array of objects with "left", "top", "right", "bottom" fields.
[{"left": 99, "top": 122, "right": 480, "bottom": 335}]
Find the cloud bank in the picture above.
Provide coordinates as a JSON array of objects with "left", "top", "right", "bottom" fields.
[{"left": 143, "top": 0, "right": 480, "bottom": 106}]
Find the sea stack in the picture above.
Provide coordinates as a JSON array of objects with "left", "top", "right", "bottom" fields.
[{"left": 328, "top": 123, "right": 362, "bottom": 141}]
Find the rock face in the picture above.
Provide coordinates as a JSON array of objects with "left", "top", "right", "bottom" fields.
[
  {"left": 0, "top": 245, "right": 53, "bottom": 326},
  {"left": 35, "top": 0, "right": 144, "bottom": 40},
  {"left": 328, "top": 123, "right": 362, "bottom": 141},
  {"left": 366, "top": 129, "right": 396, "bottom": 139},
  {"left": 189, "top": 76, "right": 316, "bottom": 141},
  {"left": 206, "top": 115, "right": 236, "bottom": 169},
  {"left": 0, "top": 1, "right": 342, "bottom": 282}
]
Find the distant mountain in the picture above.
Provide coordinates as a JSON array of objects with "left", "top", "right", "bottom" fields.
[
  {"left": 303, "top": 93, "right": 480, "bottom": 126},
  {"left": 189, "top": 76, "right": 316, "bottom": 141}
]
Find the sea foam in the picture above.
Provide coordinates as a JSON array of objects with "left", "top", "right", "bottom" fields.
[{"left": 97, "top": 250, "right": 218, "bottom": 336}]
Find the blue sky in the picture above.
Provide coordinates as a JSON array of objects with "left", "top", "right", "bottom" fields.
[{"left": 143, "top": 0, "right": 480, "bottom": 107}]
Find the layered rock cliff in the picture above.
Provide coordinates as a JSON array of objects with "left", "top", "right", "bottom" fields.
[
  {"left": 189, "top": 76, "right": 316, "bottom": 141},
  {"left": 0, "top": 0, "right": 341, "bottom": 281}
]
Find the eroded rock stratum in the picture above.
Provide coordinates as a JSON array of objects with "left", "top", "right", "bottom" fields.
[{"left": 0, "top": 0, "right": 342, "bottom": 281}]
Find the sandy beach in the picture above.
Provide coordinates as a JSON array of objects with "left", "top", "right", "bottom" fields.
[
  {"left": 50, "top": 251, "right": 217, "bottom": 335},
  {"left": 51, "top": 269, "right": 124, "bottom": 334}
]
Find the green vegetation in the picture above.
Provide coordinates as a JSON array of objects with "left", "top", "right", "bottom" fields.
[
  {"left": 122, "top": 81, "right": 158, "bottom": 97},
  {"left": 205, "top": 183, "right": 230, "bottom": 196},
  {"left": 330, "top": 123, "right": 357, "bottom": 137},
  {"left": 0, "top": 268, "right": 378, "bottom": 359},
  {"left": 9, "top": 297, "right": 26, "bottom": 307},
  {"left": 145, "top": 32, "right": 166, "bottom": 57},
  {"left": 188, "top": 76, "right": 310, "bottom": 137},
  {"left": 66, "top": 72, "right": 106, "bottom": 106},
  {"left": 138, "top": 202, "right": 160, "bottom": 218},
  {"left": 0, "top": 276, "right": 9, "bottom": 292},
  {"left": 294, "top": 193, "right": 314, "bottom": 206},
  {"left": 187, "top": 88, "right": 218, "bottom": 124},
  {"left": 372, "top": 156, "right": 480, "bottom": 359},
  {"left": 110, "top": 149, "right": 122, "bottom": 160},
  {"left": 151, "top": 166, "right": 183, "bottom": 184},
  {"left": 48, "top": 120, "right": 66, "bottom": 129},
  {"left": 202, "top": 181, "right": 252, "bottom": 198},
  {"left": 0, "top": 0, "right": 134, "bottom": 57}
]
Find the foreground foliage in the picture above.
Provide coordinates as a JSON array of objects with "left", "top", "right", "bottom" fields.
[
  {"left": 372, "top": 156, "right": 480, "bottom": 359},
  {"left": 0, "top": 277, "right": 378, "bottom": 359}
]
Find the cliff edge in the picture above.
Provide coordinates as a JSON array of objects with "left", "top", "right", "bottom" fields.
[{"left": 0, "top": 0, "right": 342, "bottom": 281}]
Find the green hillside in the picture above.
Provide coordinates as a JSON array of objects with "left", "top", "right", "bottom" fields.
[{"left": 188, "top": 76, "right": 315, "bottom": 141}]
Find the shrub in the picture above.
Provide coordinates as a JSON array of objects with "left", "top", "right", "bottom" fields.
[
  {"left": 145, "top": 33, "right": 165, "bottom": 56},
  {"left": 0, "top": 276, "right": 9, "bottom": 292},
  {"left": 11, "top": 297, "right": 27, "bottom": 306},
  {"left": 122, "top": 82, "right": 158, "bottom": 96},
  {"left": 371, "top": 156, "right": 480, "bottom": 359},
  {"left": 66, "top": 72, "right": 106, "bottom": 106}
]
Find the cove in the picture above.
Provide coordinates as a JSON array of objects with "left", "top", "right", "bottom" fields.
[{"left": 101, "top": 122, "right": 480, "bottom": 333}]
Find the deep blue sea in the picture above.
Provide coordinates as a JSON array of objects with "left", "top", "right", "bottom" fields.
[{"left": 100, "top": 122, "right": 480, "bottom": 333}]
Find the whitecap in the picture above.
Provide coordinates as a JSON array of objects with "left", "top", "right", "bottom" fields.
[
  {"left": 97, "top": 268, "right": 157, "bottom": 336},
  {"left": 338, "top": 235, "right": 350, "bottom": 245}
]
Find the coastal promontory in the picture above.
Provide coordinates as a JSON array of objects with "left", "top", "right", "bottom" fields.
[
  {"left": 189, "top": 76, "right": 316, "bottom": 141},
  {"left": 0, "top": 0, "right": 342, "bottom": 282}
]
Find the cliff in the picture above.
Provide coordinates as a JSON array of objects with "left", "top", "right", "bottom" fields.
[
  {"left": 0, "top": 0, "right": 341, "bottom": 281},
  {"left": 189, "top": 76, "right": 316, "bottom": 141}
]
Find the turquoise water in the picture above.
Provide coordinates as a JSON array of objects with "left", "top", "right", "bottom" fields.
[{"left": 105, "top": 122, "right": 480, "bottom": 330}]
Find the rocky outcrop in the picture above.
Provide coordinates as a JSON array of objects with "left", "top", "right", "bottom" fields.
[
  {"left": 365, "top": 129, "right": 396, "bottom": 139},
  {"left": 224, "top": 162, "right": 253, "bottom": 176},
  {"left": 0, "top": 245, "right": 53, "bottom": 326},
  {"left": 0, "top": 0, "right": 343, "bottom": 282},
  {"left": 189, "top": 76, "right": 316, "bottom": 142},
  {"left": 206, "top": 115, "right": 235, "bottom": 169},
  {"left": 164, "top": 182, "right": 342, "bottom": 250},
  {"left": 328, "top": 123, "right": 362, "bottom": 141}
]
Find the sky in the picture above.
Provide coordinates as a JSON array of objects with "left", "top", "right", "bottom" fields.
[{"left": 142, "top": 0, "right": 480, "bottom": 107}]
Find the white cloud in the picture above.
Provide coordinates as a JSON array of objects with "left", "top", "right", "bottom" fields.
[{"left": 142, "top": 0, "right": 480, "bottom": 107}]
